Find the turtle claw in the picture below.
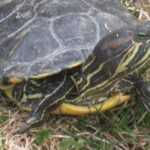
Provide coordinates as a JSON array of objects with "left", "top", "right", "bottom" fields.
[
  {"left": 12, "top": 124, "right": 31, "bottom": 135},
  {"left": 27, "top": 111, "right": 42, "bottom": 124},
  {"left": 27, "top": 109, "right": 44, "bottom": 124},
  {"left": 12, "top": 113, "right": 42, "bottom": 135},
  {"left": 12, "top": 110, "right": 45, "bottom": 135},
  {"left": 27, "top": 116, "right": 38, "bottom": 124}
]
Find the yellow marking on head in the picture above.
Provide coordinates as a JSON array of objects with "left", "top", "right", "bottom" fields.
[
  {"left": 137, "top": 46, "right": 150, "bottom": 67},
  {"left": 9, "top": 76, "right": 23, "bottom": 84},
  {"left": 51, "top": 94, "right": 131, "bottom": 115},
  {"left": 115, "top": 42, "right": 142, "bottom": 73},
  {"left": 79, "top": 42, "right": 133, "bottom": 94}
]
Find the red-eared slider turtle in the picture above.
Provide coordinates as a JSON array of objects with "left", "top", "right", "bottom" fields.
[{"left": 0, "top": 0, "right": 150, "bottom": 134}]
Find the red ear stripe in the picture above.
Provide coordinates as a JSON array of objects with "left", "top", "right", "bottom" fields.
[{"left": 101, "top": 35, "right": 133, "bottom": 52}]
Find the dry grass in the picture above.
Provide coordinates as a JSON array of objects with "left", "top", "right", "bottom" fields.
[
  {"left": 0, "top": 1, "right": 150, "bottom": 150},
  {"left": 1, "top": 102, "right": 150, "bottom": 150},
  {"left": 121, "top": 0, "right": 150, "bottom": 21}
]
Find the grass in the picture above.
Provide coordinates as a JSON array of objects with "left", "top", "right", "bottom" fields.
[
  {"left": 0, "top": 0, "right": 150, "bottom": 150},
  {"left": 1, "top": 101, "right": 150, "bottom": 149}
]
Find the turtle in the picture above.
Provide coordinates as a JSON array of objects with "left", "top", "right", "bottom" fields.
[{"left": 0, "top": 0, "right": 150, "bottom": 134}]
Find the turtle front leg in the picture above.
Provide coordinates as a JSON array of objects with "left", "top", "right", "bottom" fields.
[{"left": 13, "top": 74, "right": 74, "bottom": 134}]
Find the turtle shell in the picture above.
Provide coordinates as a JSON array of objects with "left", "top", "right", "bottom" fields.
[{"left": 0, "top": 0, "right": 139, "bottom": 79}]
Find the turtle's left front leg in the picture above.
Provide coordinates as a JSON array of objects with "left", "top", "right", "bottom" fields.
[{"left": 13, "top": 74, "right": 74, "bottom": 134}]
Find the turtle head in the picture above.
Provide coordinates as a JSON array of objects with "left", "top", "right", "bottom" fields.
[{"left": 135, "top": 22, "right": 150, "bottom": 41}]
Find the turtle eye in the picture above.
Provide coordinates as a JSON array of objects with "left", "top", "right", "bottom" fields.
[{"left": 137, "top": 32, "right": 149, "bottom": 40}]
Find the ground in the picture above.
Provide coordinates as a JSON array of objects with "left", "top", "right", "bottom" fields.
[{"left": 0, "top": 0, "right": 150, "bottom": 150}]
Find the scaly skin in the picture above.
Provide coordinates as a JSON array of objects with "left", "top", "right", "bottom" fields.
[{"left": 1, "top": 25, "right": 150, "bottom": 134}]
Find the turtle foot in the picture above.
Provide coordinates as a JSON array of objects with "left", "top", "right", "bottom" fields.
[
  {"left": 12, "top": 113, "right": 43, "bottom": 135},
  {"left": 12, "top": 124, "right": 31, "bottom": 135}
]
